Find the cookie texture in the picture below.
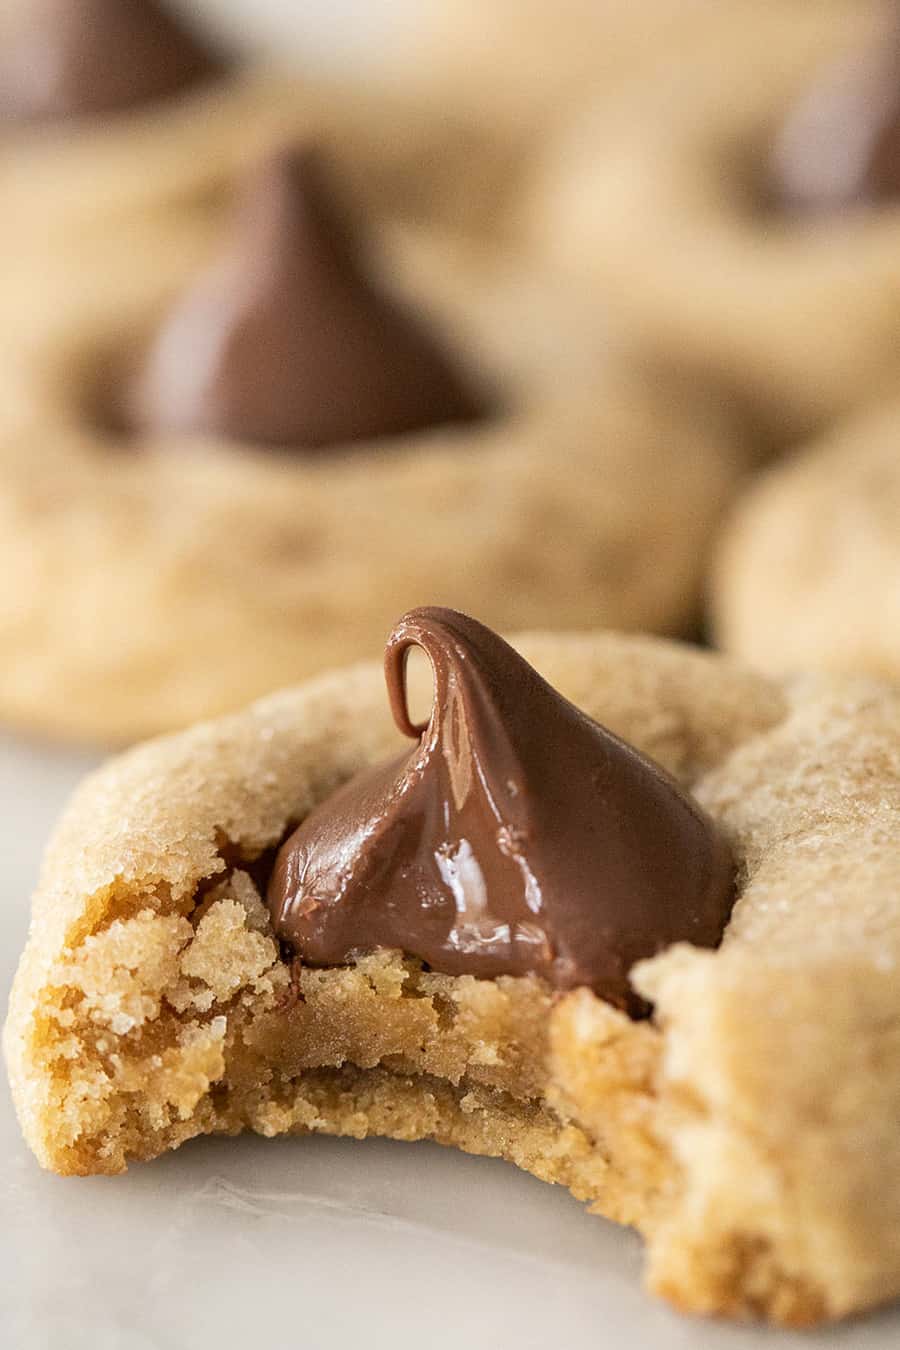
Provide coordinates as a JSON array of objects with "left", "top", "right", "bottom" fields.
[
  {"left": 712, "top": 399, "right": 900, "bottom": 680},
  {"left": 0, "top": 180, "right": 740, "bottom": 745},
  {"left": 522, "top": 0, "right": 899, "bottom": 445},
  {"left": 6, "top": 631, "right": 900, "bottom": 1325}
]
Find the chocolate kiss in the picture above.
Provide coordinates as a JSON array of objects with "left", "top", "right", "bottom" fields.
[
  {"left": 0, "top": 0, "right": 224, "bottom": 124},
  {"left": 267, "top": 608, "right": 736, "bottom": 1015},
  {"left": 770, "top": 22, "right": 900, "bottom": 212},
  {"left": 124, "top": 147, "right": 483, "bottom": 449}
]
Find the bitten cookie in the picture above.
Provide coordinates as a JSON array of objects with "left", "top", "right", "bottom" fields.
[
  {"left": 0, "top": 133, "right": 739, "bottom": 745},
  {"left": 522, "top": 0, "right": 900, "bottom": 445},
  {"left": 6, "top": 613, "right": 900, "bottom": 1326},
  {"left": 712, "top": 398, "right": 900, "bottom": 680}
]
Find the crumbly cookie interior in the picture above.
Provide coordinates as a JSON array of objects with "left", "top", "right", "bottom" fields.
[{"left": 32, "top": 859, "right": 664, "bottom": 1233}]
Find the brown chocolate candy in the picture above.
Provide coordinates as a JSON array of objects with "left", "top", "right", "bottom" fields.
[
  {"left": 267, "top": 608, "right": 735, "bottom": 1014},
  {"left": 0, "top": 0, "right": 224, "bottom": 124},
  {"left": 124, "top": 147, "right": 483, "bottom": 450},
  {"left": 770, "top": 22, "right": 900, "bottom": 212}
]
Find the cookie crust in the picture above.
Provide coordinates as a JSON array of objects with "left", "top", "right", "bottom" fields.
[{"left": 6, "top": 631, "right": 900, "bottom": 1324}]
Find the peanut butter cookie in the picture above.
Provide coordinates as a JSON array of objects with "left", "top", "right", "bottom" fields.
[
  {"left": 0, "top": 0, "right": 515, "bottom": 246},
  {"left": 712, "top": 398, "right": 900, "bottom": 680},
  {"left": 6, "top": 614, "right": 899, "bottom": 1325},
  {"left": 0, "top": 141, "right": 739, "bottom": 745},
  {"left": 523, "top": 0, "right": 900, "bottom": 445}
]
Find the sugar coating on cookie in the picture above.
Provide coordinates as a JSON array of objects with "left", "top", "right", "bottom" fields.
[{"left": 6, "top": 631, "right": 900, "bottom": 1325}]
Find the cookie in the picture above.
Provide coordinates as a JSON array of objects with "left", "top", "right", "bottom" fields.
[
  {"left": 0, "top": 133, "right": 739, "bottom": 745},
  {"left": 389, "top": 0, "right": 755, "bottom": 137},
  {"left": 712, "top": 398, "right": 900, "bottom": 680},
  {"left": 522, "top": 0, "right": 900, "bottom": 445},
  {"left": 0, "top": 0, "right": 519, "bottom": 249},
  {"left": 6, "top": 614, "right": 900, "bottom": 1325}
]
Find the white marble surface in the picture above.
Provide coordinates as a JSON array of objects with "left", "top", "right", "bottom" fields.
[{"left": 2, "top": 736, "right": 900, "bottom": 1349}]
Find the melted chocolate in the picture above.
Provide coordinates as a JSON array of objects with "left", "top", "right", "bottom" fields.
[
  {"left": 267, "top": 608, "right": 735, "bottom": 1014},
  {"left": 0, "top": 0, "right": 224, "bottom": 124},
  {"left": 770, "top": 22, "right": 900, "bottom": 212},
  {"left": 124, "top": 147, "right": 483, "bottom": 449}
]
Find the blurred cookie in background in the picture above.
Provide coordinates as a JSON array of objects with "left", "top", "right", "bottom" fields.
[
  {"left": 0, "top": 0, "right": 521, "bottom": 248},
  {"left": 0, "top": 141, "right": 742, "bottom": 745},
  {"left": 0, "top": 0, "right": 226, "bottom": 123},
  {"left": 521, "top": 0, "right": 900, "bottom": 449},
  {"left": 712, "top": 398, "right": 900, "bottom": 681},
  {"left": 383, "top": 0, "right": 755, "bottom": 139}
]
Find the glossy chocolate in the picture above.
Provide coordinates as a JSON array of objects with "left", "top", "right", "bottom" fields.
[
  {"left": 770, "top": 23, "right": 900, "bottom": 212},
  {"left": 267, "top": 609, "right": 736, "bottom": 1013},
  {"left": 125, "top": 147, "right": 483, "bottom": 449},
  {"left": 0, "top": 0, "right": 224, "bottom": 124}
]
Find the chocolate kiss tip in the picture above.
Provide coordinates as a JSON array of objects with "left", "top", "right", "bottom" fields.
[
  {"left": 770, "top": 20, "right": 900, "bottom": 212},
  {"left": 0, "top": 0, "right": 225, "bottom": 124},
  {"left": 124, "top": 145, "right": 485, "bottom": 450},
  {"left": 268, "top": 608, "right": 736, "bottom": 1015}
]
